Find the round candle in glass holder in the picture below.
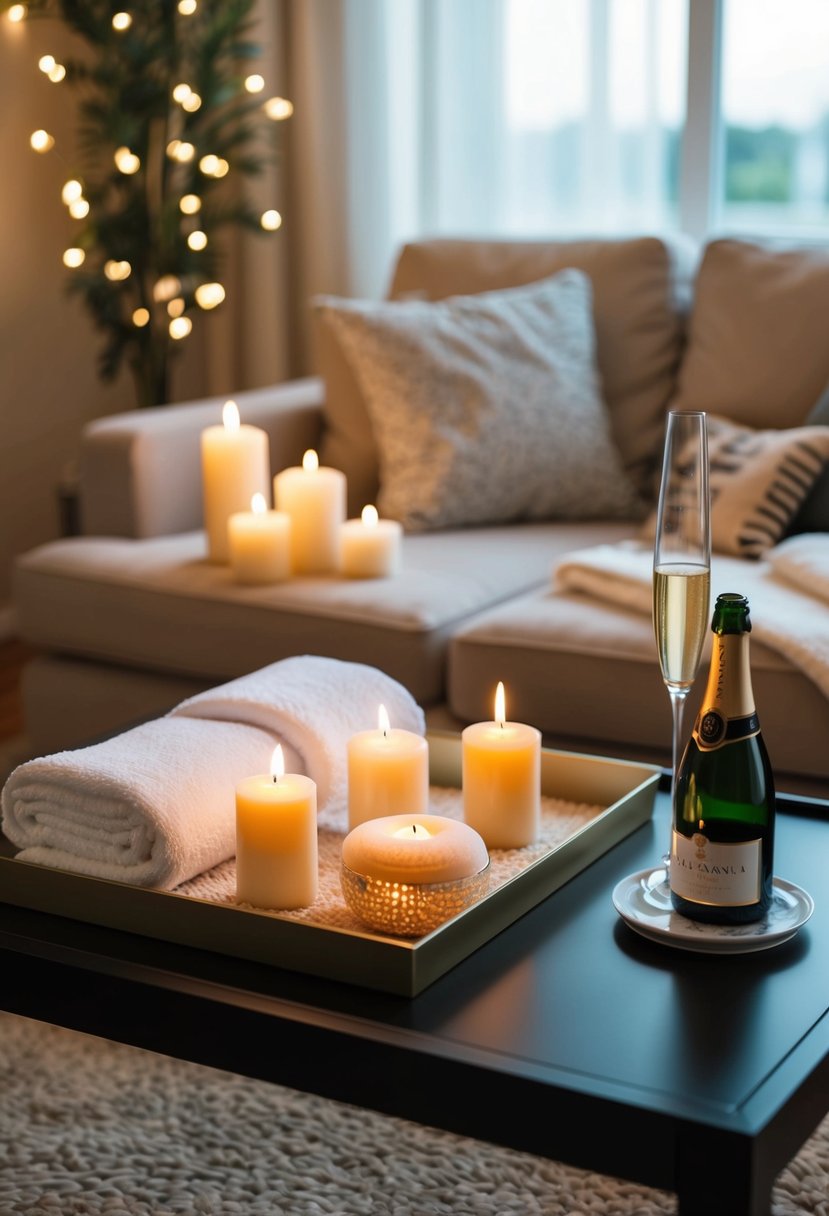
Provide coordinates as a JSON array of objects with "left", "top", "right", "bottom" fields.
[{"left": 341, "top": 813, "right": 489, "bottom": 937}]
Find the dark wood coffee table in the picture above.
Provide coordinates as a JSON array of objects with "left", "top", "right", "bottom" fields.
[{"left": 0, "top": 785, "right": 826, "bottom": 1216}]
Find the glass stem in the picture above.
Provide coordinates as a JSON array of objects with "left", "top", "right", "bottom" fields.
[{"left": 666, "top": 686, "right": 690, "bottom": 865}]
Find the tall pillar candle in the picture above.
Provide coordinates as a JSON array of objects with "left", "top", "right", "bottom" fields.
[
  {"left": 235, "top": 745, "right": 318, "bottom": 909},
  {"left": 201, "top": 400, "right": 270, "bottom": 563},
  {"left": 347, "top": 705, "right": 429, "bottom": 830},
  {"left": 462, "top": 682, "right": 541, "bottom": 849},
  {"left": 274, "top": 449, "right": 346, "bottom": 574}
]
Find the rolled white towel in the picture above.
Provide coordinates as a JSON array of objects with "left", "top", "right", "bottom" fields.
[{"left": 2, "top": 655, "right": 426, "bottom": 889}]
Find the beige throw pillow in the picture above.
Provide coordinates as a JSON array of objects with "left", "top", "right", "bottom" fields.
[
  {"left": 314, "top": 271, "right": 644, "bottom": 532},
  {"left": 644, "top": 414, "right": 829, "bottom": 558}
]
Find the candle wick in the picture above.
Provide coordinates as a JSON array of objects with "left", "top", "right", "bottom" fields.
[
  {"left": 273, "top": 774, "right": 278, "bottom": 784},
  {"left": 411, "top": 824, "right": 416, "bottom": 835}
]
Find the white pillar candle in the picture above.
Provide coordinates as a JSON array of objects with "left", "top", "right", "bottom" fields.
[
  {"left": 235, "top": 744, "right": 318, "bottom": 910},
  {"left": 342, "top": 814, "right": 488, "bottom": 884},
  {"left": 340, "top": 505, "right": 402, "bottom": 578},
  {"left": 228, "top": 493, "right": 292, "bottom": 584},
  {"left": 273, "top": 449, "right": 346, "bottom": 574},
  {"left": 462, "top": 681, "right": 541, "bottom": 849},
  {"left": 201, "top": 400, "right": 270, "bottom": 564},
  {"left": 347, "top": 705, "right": 429, "bottom": 830}
]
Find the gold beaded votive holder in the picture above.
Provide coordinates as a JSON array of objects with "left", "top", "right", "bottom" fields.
[{"left": 341, "top": 861, "right": 490, "bottom": 937}]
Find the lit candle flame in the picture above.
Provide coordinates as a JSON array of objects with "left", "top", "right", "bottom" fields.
[
  {"left": 251, "top": 493, "right": 267, "bottom": 515},
  {"left": 494, "top": 681, "right": 506, "bottom": 728},
  {"left": 302, "top": 449, "right": 319, "bottom": 472},
  {"left": 361, "top": 504, "right": 379, "bottom": 527},
  {"left": 222, "top": 400, "right": 240, "bottom": 432},
  {"left": 270, "top": 744, "right": 285, "bottom": 783},
  {"left": 378, "top": 704, "right": 390, "bottom": 736}
]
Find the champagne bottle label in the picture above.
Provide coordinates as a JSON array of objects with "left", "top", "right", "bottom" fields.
[
  {"left": 670, "top": 830, "right": 762, "bottom": 907},
  {"left": 692, "top": 709, "right": 760, "bottom": 751}
]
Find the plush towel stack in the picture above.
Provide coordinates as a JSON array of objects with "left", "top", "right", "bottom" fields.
[{"left": 1, "top": 655, "right": 425, "bottom": 889}]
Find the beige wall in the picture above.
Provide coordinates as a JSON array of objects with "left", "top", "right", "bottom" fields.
[{"left": 0, "top": 8, "right": 291, "bottom": 628}]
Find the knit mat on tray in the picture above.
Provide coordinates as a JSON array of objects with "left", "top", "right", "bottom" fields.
[{"left": 175, "top": 787, "right": 603, "bottom": 931}]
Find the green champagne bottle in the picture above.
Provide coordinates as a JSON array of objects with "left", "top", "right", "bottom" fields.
[{"left": 670, "top": 592, "right": 775, "bottom": 924}]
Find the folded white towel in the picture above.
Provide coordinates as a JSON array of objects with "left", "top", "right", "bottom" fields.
[
  {"left": 2, "top": 655, "right": 426, "bottom": 889},
  {"left": 553, "top": 541, "right": 829, "bottom": 700},
  {"left": 766, "top": 532, "right": 829, "bottom": 604}
]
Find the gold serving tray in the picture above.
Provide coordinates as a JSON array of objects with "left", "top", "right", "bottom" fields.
[{"left": 0, "top": 734, "right": 659, "bottom": 996}]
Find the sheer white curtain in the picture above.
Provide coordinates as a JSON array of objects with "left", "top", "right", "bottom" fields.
[{"left": 286, "top": 0, "right": 688, "bottom": 359}]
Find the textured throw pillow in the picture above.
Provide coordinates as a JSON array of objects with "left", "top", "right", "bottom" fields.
[
  {"left": 787, "top": 378, "right": 829, "bottom": 534},
  {"left": 313, "top": 270, "right": 644, "bottom": 532},
  {"left": 643, "top": 414, "right": 829, "bottom": 558}
]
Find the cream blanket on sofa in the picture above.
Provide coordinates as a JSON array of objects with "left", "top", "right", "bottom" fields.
[{"left": 553, "top": 534, "right": 829, "bottom": 699}]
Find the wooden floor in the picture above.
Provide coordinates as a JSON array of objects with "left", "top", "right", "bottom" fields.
[{"left": 0, "top": 638, "right": 30, "bottom": 742}]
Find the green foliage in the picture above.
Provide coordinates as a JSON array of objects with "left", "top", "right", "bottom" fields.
[
  {"left": 725, "top": 125, "right": 794, "bottom": 204},
  {"left": 4, "top": 0, "right": 288, "bottom": 405}
]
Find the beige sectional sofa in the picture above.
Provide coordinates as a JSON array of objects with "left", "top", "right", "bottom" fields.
[{"left": 13, "top": 235, "right": 829, "bottom": 793}]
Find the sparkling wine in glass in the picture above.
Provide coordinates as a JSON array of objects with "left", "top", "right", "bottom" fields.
[{"left": 652, "top": 411, "right": 711, "bottom": 864}]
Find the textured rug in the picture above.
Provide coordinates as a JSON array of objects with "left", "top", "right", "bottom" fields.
[{"left": 0, "top": 1011, "right": 826, "bottom": 1216}]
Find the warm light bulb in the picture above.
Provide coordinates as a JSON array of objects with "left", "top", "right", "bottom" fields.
[
  {"left": 167, "top": 297, "right": 185, "bottom": 318},
  {"left": 251, "top": 492, "right": 267, "bottom": 515},
  {"left": 361, "top": 505, "right": 379, "bottom": 527},
  {"left": 260, "top": 209, "right": 282, "bottom": 231},
  {"left": 264, "top": 96, "right": 293, "bottom": 121},
  {"left": 245, "top": 74, "right": 265, "bottom": 94},
  {"left": 494, "top": 681, "right": 506, "bottom": 727},
  {"left": 173, "top": 142, "right": 195, "bottom": 163},
  {"left": 178, "top": 0, "right": 197, "bottom": 13},
  {"left": 153, "top": 275, "right": 181, "bottom": 302},
  {"left": 302, "top": 449, "right": 319, "bottom": 472},
  {"left": 112, "top": 11, "right": 132, "bottom": 30},
  {"left": 47, "top": 64, "right": 66, "bottom": 82},
  {"left": 7, "top": 4, "right": 27, "bottom": 22},
  {"left": 270, "top": 744, "right": 285, "bottom": 782},
  {"left": 132, "top": 307, "right": 150, "bottom": 327},
  {"left": 68, "top": 198, "right": 89, "bottom": 219},
  {"left": 30, "top": 129, "right": 54, "bottom": 153},
  {"left": 38, "top": 55, "right": 56, "bottom": 73},
  {"left": 222, "top": 400, "right": 240, "bottom": 431},
  {"left": 199, "top": 154, "right": 228, "bottom": 178},
  {"left": 62, "top": 247, "right": 85, "bottom": 268},
  {"left": 114, "top": 146, "right": 140, "bottom": 174},
  {"left": 182, "top": 92, "right": 201, "bottom": 112},
  {"left": 104, "top": 260, "right": 131, "bottom": 282},
  {"left": 179, "top": 193, "right": 201, "bottom": 215},
  {"left": 172, "top": 83, "right": 191, "bottom": 103},
  {"left": 378, "top": 704, "right": 391, "bottom": 735},
  {"left": 187, "top": 230, "right": 207, "bottom": 251},
  {"left": 194, "top": 282, "right": 225, "bottom": 309},
  {"left": 169, "top": 316, "right": 192, "bottom": 340},
  {"left": 61, "top": 179, "right": 83, "bottom": 205}
]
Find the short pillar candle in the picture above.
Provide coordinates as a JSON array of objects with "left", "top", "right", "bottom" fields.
[
  {"left": 273, "top": 449, "right": 346, "bottom": 575},
  {"left": 347, "top": 705, "right": 429, "bottom": 831},
  {"left": 235, "top": 745, "right": 318, "bottom": 910},
  {"left": 201, "top": 400, "right": 270, "bottom": 564},
  {"left": 340, "top": 505, "right": 402, "bottom": 578},
  {"left": 227, "top": 493, "right": 291, "bottom": 584},
  {"left": 462, "top": 682, "right": 541, "bottom": 849}
]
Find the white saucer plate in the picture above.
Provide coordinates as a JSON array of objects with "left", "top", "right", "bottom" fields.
[{"left": 612, "top": 868, "right": 814, "bottom": 954}]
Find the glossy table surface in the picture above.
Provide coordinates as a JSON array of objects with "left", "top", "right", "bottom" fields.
[{"left": 1, "top": 786, "right": 827, "bottom": 1216}]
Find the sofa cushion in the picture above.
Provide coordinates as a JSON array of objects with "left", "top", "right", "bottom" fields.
[
  {"left": 14, "top": 522, "right": 638, "bottom": 708},
  {"left": 788, "top": 377, "right": 829, "bottom": 533},
  {"left": 317, "top": 235, "right": 694, "bottom": 510},
  {"left": 448, "top": 589, "right": 829, "bottom": 781},
  {"left": 676, "top": 239, "right": 829, "bottom": 428},
  {"left": 643, "top": 414, "right": 829, "bottom": 558},
  {"left": 315, "top": 272, "right": 643, "bottom": 532}
]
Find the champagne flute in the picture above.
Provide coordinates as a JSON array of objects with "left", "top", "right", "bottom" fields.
[{"left": 652, "top": 411, "right": 711, "bottom": 866}]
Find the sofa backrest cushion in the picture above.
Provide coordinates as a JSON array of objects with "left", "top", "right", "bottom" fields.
[
  {"left": 317, "top": 235, "right": 695, "bottom": 514},
  {"left": 675, "top": 238, "right": 829, "bottom": 428},
  {"left": 315, "top": 270, "right": 644, "bottom": 532}
]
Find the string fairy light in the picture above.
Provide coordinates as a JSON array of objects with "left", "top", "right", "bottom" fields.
[
  {"left": 178, "top": 0, "right": 197, "bottom": 13},
  {"left": 264, "top": 97, "right": 293, "bottom": 121},
  {"left": 114, "top": 146, "right": 140, "bottom": 174},
  {"left": 63, "top": 247, "right": 85, "bottom": 268},
  {"left": 68, "top": 198, "right": 89, "bottom": 219},
  {"left": 104, "top": 260, "right": 131, "bottom": 281},
  {"left": 132, "top": 308, "right": 150, "bottom": 327},
  {"left": 7, "top": 4, "right": 27, "bottom": 22},
  {"left": 112, "top": 12, "right": 132, "bottom": 30},
  {"left": 169, "top": 315, "right": 192, "bottom": 339},
  {"left": 179, "top": 194, "right": 201, "bottom": 215},
  {"left": 30, "top": 129, "right": 55, "bottom": 152},
  {"left": 194, "top": 282, "right": 225, "bottom": 309},
  {"left": 260, "top": 209, "right": 282, "bottom": 231},
  {"left": 187, "top": 230, "right": 207, "bottom": 251},
  {"left": 244, "top": 74, "right": 265, "bottom": 94},
  {"left": 61, "top": 179, "right": 83, "bottom": 205}
]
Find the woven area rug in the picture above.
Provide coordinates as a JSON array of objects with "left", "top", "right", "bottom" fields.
[{"left": 0, "top": 1012, "right": 826, "bottom": 1216}]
